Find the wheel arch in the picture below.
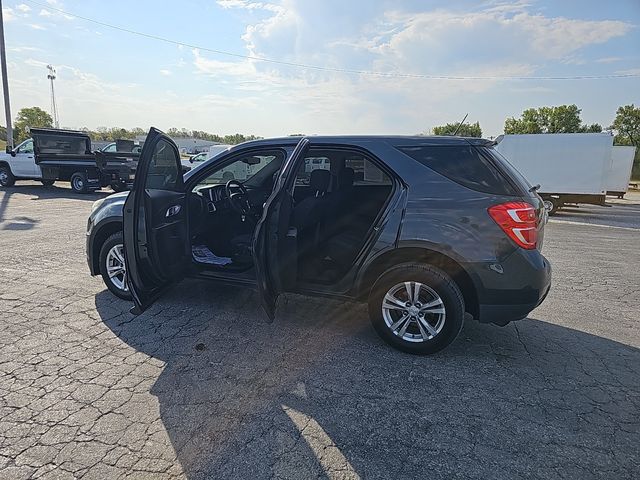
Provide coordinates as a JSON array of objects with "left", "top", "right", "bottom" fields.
[
  {"left": 92, "top": 220, "right": 123, "bottom": 275},
  {"left": 357, "top": 246, "right": 479, "bottom": 318}
]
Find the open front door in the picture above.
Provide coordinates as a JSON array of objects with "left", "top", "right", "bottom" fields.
[
  {"left": 123, "top": 127, "right": 188, "bottom": 314},
  {"left": 253, "top": 138, "right": 310, "bottom": 321}
]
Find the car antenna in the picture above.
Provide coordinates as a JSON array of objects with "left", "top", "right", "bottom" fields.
[{"left": 451, "top": 113, "right": 469, "bottom": 136}]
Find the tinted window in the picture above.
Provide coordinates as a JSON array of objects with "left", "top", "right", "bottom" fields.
[
  {"left": 397, "top": 145, "right": 516, "bottom": 195},
  {"left": 345, "top": 156, "right": 391, "bottom": 185},
  {"left": 145, "top": 139, "right": 180, "bottom": 190}
]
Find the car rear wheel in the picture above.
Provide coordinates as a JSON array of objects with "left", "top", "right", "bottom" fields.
[
  {"left": 41, "top": 179, "right": 55, "bottom": 186},
  {"left": 70, "top": 172, "right": 89, "bottom": 193},
  {"left": 99, "top": 231, "right": 132, "bottom": 300},
  {"left": 0, "top": 166, "right": 15, "bottom": 187},
  {"left": 368, "top": 263, "right": 464, "bottom": 355}
]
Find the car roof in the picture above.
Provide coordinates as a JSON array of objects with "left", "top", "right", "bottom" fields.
[{"left": 236, "top": 135, "right": 494, "bottom": 148}]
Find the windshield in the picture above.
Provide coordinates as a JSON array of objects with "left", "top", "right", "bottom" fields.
[{"left": 196, "top": 149, "right": 285, "bottom": 186}]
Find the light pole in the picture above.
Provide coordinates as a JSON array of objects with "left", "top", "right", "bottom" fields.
[
  {"left": 0, "top": 0, "right": 13, "bottom": 149},
  {"left": 47, "top": 64, "right": 59, "bottom": 129}
]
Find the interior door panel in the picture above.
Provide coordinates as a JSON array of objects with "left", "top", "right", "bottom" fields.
[{"left": 123, "top": 128, "right": 187, "bottom": 313}]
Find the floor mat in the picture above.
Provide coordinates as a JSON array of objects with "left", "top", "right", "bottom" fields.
[{"left": 192, "top": 244, "right": 232, "bottom": 266}]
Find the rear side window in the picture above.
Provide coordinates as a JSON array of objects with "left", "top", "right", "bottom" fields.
[{"left": 397, "top": 145, "right": 516, "bottom": 195}]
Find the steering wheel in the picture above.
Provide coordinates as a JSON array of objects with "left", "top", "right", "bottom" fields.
[{"left": 225, "top": 179, "right": 252, "bottom": 215}]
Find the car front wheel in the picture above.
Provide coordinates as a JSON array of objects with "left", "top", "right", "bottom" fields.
[
  {"left": 0, "top": 165, "right": 15, "bottom": 187},
  {"left": 99, "top": 231, "right": 132, "bottom": 300},
  {"left": 368, "top": 263, "right": 464, "bottom": 355}
]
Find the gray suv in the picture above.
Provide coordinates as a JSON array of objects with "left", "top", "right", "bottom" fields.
[{"left": 86, "top": 128, "right": 551, "bottom": 354}]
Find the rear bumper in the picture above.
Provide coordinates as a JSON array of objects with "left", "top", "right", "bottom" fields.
[{"left": 471, "top": 249, "right": 552, "bottom": 326}]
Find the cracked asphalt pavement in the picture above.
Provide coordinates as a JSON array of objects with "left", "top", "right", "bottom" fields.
[{"left": 1, "top": 183, "right": 639, "bottom": 479}]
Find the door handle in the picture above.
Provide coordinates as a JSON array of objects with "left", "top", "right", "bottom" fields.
[{"left": 165, "top": 205, "right": 181, "bottom": 217}]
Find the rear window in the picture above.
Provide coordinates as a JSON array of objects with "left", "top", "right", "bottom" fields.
[{"left": 397, "top": 145, "right": 517, "bottom": 195}]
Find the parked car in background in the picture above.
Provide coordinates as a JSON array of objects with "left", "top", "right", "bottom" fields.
[
  {"left": 87, "top": 128, "right": 551, "bottom": 354},
  {"left": 0, "top": 129, "right": 137, "bottom": 193},
  {"left": 100, "top": 141, "right": 143, "bottom": 155},
  {"left": 189, "top": 152, "right": 208, "bottom": 163}
]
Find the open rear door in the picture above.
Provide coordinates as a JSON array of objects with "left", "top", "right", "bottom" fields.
[
  {"left": 252, "top": 138, "right": 310, "bottom": 321},
  {"left": 123, "top": 127, "right": 188, "bottom": 314}
]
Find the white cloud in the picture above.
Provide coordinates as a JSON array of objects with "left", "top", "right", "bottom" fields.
[
  {"left": 596, "top": 57, "right": 622, "bottom": 64},
  {"left": 17, "top": 4, "right": 31, "bottom": 12},
  {"left": 28, "top": 23, "right": 46, "bottom": 30},
  {"left": 2, "top": 7, "right": 14, "bottom": 21},
  {"left": 39, "top": 9, "right": 52, "bottom": 17},
  {"left": 8, "top": 46, "right": 42, "bottom": 53},
  {"left": 615, "top": 68, "right": 640, "bottom": 75},
  {"left": 185, "top": 1, "right": 637, "bottom": 135},
  {"left": 159, "top": 69, "right": 172, "bottom": 76}
]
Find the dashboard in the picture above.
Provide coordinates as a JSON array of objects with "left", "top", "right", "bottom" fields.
[{"left": 193, "top": 184, "right": 270, "bottom": 215}]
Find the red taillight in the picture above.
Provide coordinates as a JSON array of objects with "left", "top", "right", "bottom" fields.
[{"left": 488, "top": 202, "right": 538, "bottom": 250}]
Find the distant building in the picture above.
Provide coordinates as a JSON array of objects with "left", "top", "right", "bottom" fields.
[{"left": 135, "top": 135, "right": 222, "bottom": 154}]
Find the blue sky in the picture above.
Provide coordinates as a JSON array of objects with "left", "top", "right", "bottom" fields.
[{"left": 2, "top": 0, "right": 639, "bottom": 137}]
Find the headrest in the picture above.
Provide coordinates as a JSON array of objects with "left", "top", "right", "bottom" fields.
[
  {"left": 310, "top": 169, "right": 331, "bottom": 192},
  {"left": 337, "top": 167, "right": 355, "bottom": 189}
]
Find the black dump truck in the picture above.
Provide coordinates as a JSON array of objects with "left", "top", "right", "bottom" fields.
[{"left": 0, "top": 128, "right": 140, "bottom": 193}]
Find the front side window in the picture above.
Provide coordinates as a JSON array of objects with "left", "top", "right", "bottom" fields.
[
  {"left": 102, "top": 143, "right": 117, "bottom": 153},
  {"left": 197, "top": 150, "right": 285, "bottom": 186},
  {"left": 145, "top": 139, "right": 180, "bottom": 190},
  {"left": 17, "top": 140, "right": 34, "bottom": 154}
]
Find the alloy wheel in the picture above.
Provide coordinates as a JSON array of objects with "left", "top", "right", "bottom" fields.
[
  {"left": 0, "top": 170, "right": 8, "bottom": 185},
  {"left": 72, "top": 176, "right": 84, "bottom": 191},
  {"left": 382, "top": 281, "right": 446, "bottom": 343},
  {"left": 106, "top": 244, "right": 128, "bottom": 292}
]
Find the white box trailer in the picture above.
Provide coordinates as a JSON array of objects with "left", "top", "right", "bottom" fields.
[
  {"left": 494, "top": 133, "right": 613, "bottom": 214},
  {"left": 607, "top": 145, "right": 636, "bottom": 198}
]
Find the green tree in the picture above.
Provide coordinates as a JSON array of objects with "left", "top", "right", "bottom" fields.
[
  {"left": 610, "top": 104, "right": 640, "bottom": 179},
  {"left": 432, "top": 121, "right": 482, "bottom": 137},
  {"left": 14, "top": 106, "right": 53, "bottom": 142},
  {"left": 504, "top": 105, "right": 601, "bottom": 134}
]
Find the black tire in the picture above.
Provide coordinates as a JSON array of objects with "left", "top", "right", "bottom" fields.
[
  {"left": 41, "top": 179, "right": 55, "bottom": 186},
  {"left": 110, "top": 183, "right": 127, "bottom": 193},
  {"left": 70, "top": 172, "right": 89, "bottom": 193},
  {"left": 544, "top": 198, "right": 561, "bottom": 216},
  {"left": 368, "top": 263, "right": 465, "bottom": 355},
  {"left": 0, "top": 165, "right": 15, "bottom": 187},
  {"left": 99, "top": 231, "right": 132, "bottom": 300}
]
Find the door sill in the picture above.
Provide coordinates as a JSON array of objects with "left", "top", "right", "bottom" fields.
[{"left": 195, "top": 268, "right": 257, "bottom": 286}]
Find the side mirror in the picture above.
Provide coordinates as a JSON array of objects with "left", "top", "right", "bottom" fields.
[
  {"left": 6, "top": 146, "right": 15, "bottom": 156},
  {"left": 189, "top": 157, "right": 194, "bottom": 164}
]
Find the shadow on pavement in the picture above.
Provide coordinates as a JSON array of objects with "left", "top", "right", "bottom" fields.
[
  {"left": 0, "top": 184, "right": 111, "bottom": 230},
  {"left": 95, "top": 282, "right": 639, "bottom": 479}
]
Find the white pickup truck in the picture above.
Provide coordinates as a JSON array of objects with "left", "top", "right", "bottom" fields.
[{"left": 0, "top": 129, "right": 137, "bottom": 193}]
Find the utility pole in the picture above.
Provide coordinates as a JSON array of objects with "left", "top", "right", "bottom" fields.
[
  {"left": 0, "top": 0, "right": 13, "bottom": 149},
  {"left": 47, "top": 64, "right": 59, "bottom": 129}
]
